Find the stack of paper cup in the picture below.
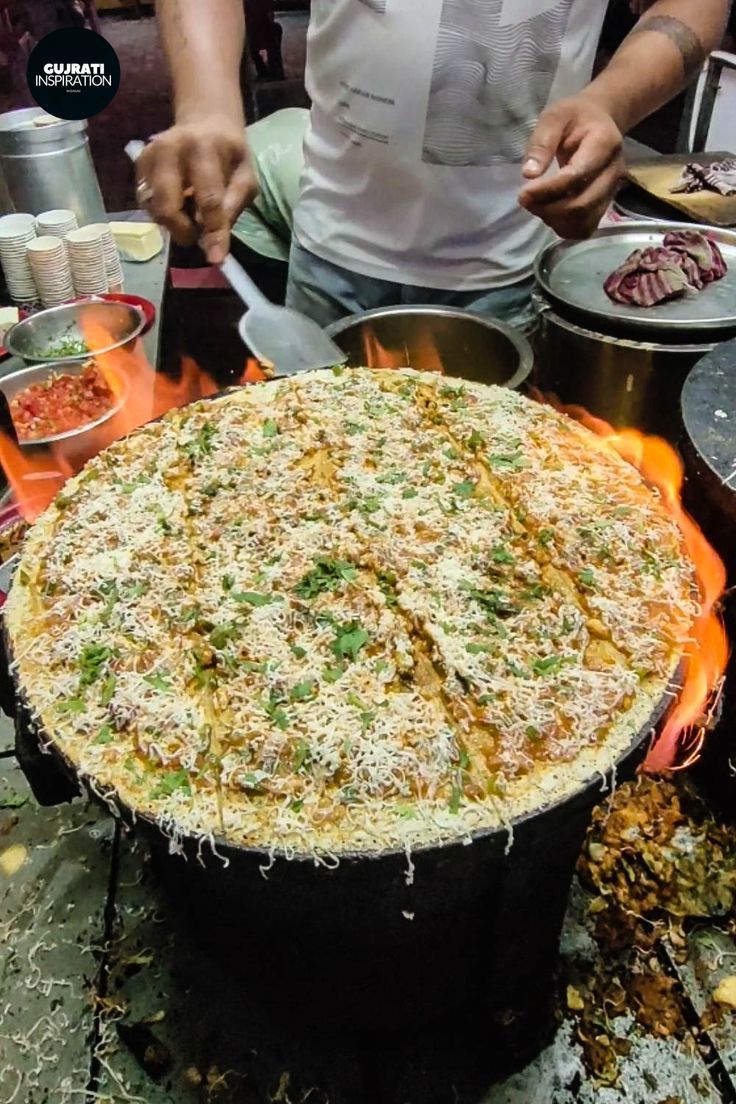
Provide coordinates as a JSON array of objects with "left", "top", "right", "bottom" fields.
[
  {"left": 26, "top": 236, "right": 74, "bottom": 308},
  {"left": 36, "top": 209, "right": 79, "bottom": 239},
  {"left": 0, "top": 214, "right": 38, "bottom": 305},
  {"left": 87, "top": 222, "right": 124, "bottom": 292},
  {"left": 66, "top": 225, "right": 108, "bottom": 296}
]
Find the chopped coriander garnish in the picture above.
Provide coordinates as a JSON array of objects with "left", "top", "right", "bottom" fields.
[
  {"left": 290, "top": 644, "right": 307, "bottom": 660},
  {"left": 262, "top": 419, "right": 279, "bottom": 438},
  {"left": 150, "top": 770, "right": 191, "bottom": 799},
  {"left": 209, "top": 624, "right": 237, "bottom": 650},
  {"left": 466, "top": 642, "right": 493, "bottom": 655},
  {"left": 491, "top": 546, "right": 514, "bottom": 564},
  {"left": 263, "top": 690, "right": 289, "bottom": 730},
  {"left": 488, "top": 452, "right": 525, "bottom": 473},
  {"left": 578, "top": 568, "right": 596, "bottom": 587},
  {"left": 294, "top": 559, "right": 357, "bottom": 600},
  {"left": 79, "top": 644, "right": 114, "bottom": 687},
  {"left": 233, "top": 591, "right": 281, "bottom": 607},
  {"left": 330, "top": 622, "right": 370, "bottom": 663},
  {"left": 461, "top": 584, "right": 519, "bottom": 620},
  {"left": 538, "top": 529, "right": 554, "bottom": 546},
  {"left": 323, "top": 663, "right": 346, "bottom": 683},
  {"left": 521, "top": 583, "right": 546, "bottom": 601},
  {"left": 452, "top": 480, "right": 476, "bottom": 499},
  {"left": 182, "top": 422, "right": 217, "bottom": 462},
  {"left": 95, "top": 724, "right": 114, "bottom": 745},
  {"left": 290, "top": 679, "right": 317, "bottom": 703},
  {"left": 292, "top": 738, "right": 311, "bottom": 771},
  {"left": 402, "top": 487, "right": 418, "bottom": 500},
  {"left": 466, "top": 430, "right": 485, "bottom": 451},
  {"left": 376, "top": 570, "right": 398, "bottom": 608},
  {"left": 532, "top": 655, "right": 563, "bottom": 675},
  {"left": 222, "top": 574, "right": 235, "bottom": 592},
  {"left": 100, "top": 674, "right": 116, "bottom": 705},
  {"left": 144, "top": 673, "right": 172, "bottom": 692},
  {"left": 57, "top": 697, "right": 86, "bottom": 716}
]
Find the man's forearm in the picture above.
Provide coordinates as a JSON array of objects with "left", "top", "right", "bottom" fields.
[
  {"left": 581, "top": 0, "right": 729, "bottom": 133},
  {"left": 156, "top": 0, "right": 245, "bottom": 124}
]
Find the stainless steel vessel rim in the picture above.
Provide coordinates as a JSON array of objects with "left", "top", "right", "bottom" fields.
[
  {"left": 535, "top": 221, "right": 736, "bottom": 334},
  {"left": 4, "top": 301, "right": 146, "bottom": 362},
  {"left": 0, "top": 358, "right": 129, "bottom": 446},
  {"left": 325, "top": 303, "right": 533, "bottom": 391},
  {"left": 539, "top": 302, "right": 721, "bottom": 353}
]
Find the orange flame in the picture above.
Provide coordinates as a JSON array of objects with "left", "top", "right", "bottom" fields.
[
  {"left": 0, "top": 317, "right": 231, "bottom": 522},
  {"left": 361, "top": 324, "right": 445, "bottom": 373},
  {"left": 537, "top": 393, "right": 728, "bottom": 772},
  {"left": 0, "top": 313, "right": 275, "bottom": 524},
  {"left": 0, "top": 433, "right": 73, "bottom": 523},
  {"left": 242, "top": 358, "right": 268, "bottom": 385}
]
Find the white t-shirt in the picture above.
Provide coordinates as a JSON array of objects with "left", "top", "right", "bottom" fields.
[{"left": 293, "top": 0, "right": 608, "bottom": 291}]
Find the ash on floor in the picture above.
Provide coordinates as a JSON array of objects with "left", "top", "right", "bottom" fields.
[{"left": 3, "top": 767, "right": 736, "bottom": 1103}]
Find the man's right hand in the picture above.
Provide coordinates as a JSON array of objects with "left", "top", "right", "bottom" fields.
[{"left": 136, "top": 114, "right": 259, "bottom": 264}]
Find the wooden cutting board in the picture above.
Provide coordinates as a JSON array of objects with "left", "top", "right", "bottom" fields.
[{"left": 626, "top": 152, "right": 736, "bottom": 227}]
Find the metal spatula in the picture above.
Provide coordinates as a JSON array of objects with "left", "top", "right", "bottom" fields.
[{"left": 220, "top": 254, "right": 347, "bottom": 377}]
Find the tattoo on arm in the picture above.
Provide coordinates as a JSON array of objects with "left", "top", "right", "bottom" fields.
[{"left": 628, "top": 15, "right": 706, "bottom": 79}]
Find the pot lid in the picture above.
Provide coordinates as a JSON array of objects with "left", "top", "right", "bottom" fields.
[{"left": 535, "top": 222, "right": 736, "bottom": 337}]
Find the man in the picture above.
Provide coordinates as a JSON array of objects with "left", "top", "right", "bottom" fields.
[
  {"left": 244, "top": 0, "right": 284, "bottom": 82},
  {"left": 139, "top": 0, "right": 729, "bottom": 330}
]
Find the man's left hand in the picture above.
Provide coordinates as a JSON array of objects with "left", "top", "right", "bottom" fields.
[{"left": 518, "top": 95, "right": 624, "bottom": 239}]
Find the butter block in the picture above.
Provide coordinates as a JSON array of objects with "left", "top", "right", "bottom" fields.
[
  {"left": 108, "top": 221, "right": 164, "bottom": 263},
  {"left": 0, "top": 306, "right": 20, "bottom": 342}
]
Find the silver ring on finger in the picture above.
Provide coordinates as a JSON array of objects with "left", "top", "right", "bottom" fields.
[{"left": 136, "top": 179, "right": 155, "bottom": 206}]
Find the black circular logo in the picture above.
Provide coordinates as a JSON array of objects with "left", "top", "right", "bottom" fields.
[{"left": 27, "top": 28, "right": 120, "bottom": 120}]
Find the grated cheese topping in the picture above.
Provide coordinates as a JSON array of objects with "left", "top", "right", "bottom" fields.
[{"left": 5, "top": 369, "right": 697, "bottom": 855}]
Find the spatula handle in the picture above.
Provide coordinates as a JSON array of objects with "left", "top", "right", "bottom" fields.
[{"left": 220, "top": 254, "right": 269, "bottom": 310}]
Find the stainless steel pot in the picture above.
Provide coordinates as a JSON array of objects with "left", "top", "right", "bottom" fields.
[
  {"left": 534, "top": 302, "right": 719, "bottom": 441},
  {"left": 326, "top": 305, "right": 533, "bottom": 389},
  {"left": 0, "top": 108, "right": 105, "bottom": 225}
]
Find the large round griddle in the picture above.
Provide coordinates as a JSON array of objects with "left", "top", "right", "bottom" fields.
[{"left": 536, "top": 222, "right": 736, "bottom": 338}]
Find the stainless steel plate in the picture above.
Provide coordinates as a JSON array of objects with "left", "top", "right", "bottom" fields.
[{"left": 535, "top": 222, "right": 736, "bottom": 335}]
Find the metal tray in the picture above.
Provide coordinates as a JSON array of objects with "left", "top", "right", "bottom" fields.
[{"left": 535, "top": 222, "right": 736, "bottom": 336}]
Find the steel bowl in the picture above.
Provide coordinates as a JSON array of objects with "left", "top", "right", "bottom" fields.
[
  {"left": 326, "top": 305, "right": 533, "bottom": 389},
  {"left": 0, "top": 358, "right": 128, "bottom": 446},
  {"left": 4, "top": 299, "right": 146, "bottom": 364}
]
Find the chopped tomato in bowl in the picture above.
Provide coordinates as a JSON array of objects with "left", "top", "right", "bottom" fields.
[{"left": 5, "top": 360, "right": 120, "bottom": 444}]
